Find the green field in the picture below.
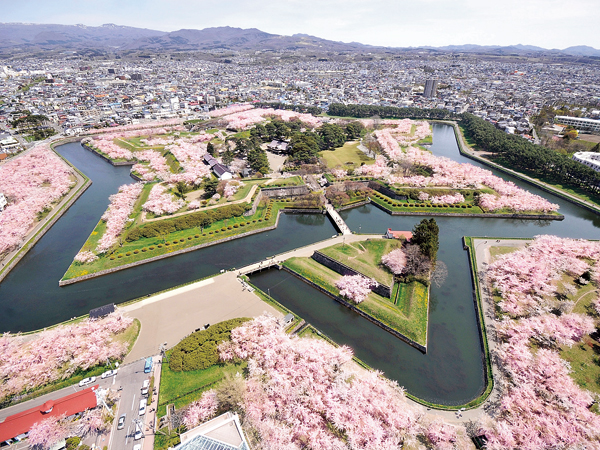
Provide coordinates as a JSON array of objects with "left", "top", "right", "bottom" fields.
[
  {"left": 62, "top": 199, "right": 284, "bottom": 280},
  {"left": 284, "top": 256, "right": 429, "bottom": 346},
  {"left": 318, "top": 239, "right": 401, "bottom": 286},
  {"left": 319, "top": 141, "right": 375, "bottom": 170}
]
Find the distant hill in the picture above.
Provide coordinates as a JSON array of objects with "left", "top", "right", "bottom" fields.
[{"left": 0, "top": 22, "right": 597, "bottom": 57}]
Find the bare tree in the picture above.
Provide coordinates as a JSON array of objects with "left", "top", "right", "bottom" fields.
[
  {"left": 215, "top": 374, "right": 246, "bottom": 415},
  {"left": 403, "top": 244, "right": 431, "bottom": 277}
]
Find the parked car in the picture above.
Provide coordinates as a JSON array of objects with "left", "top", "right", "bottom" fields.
[
  {"left": 133, "top": 444, "right": 142, "bottom": 450},
  {"left": 101, "top": 369, "right": 118, "bottom": 379},
  {"left": 139, "top": 399, "right": 146, "bottom": 416},
  {"left": 117, "top": 414, "right": 126, "bottom": 430},
  {"left": 134, "top": 422, "right": 143, "bottom": 440},
  {"left": 141, "top": 379, "right": 150, "bottom": 395},
  {"left": 78, "top": 376, "right": 96, "bottom": 387}
]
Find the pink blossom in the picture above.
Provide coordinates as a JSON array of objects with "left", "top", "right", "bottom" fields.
[
  {"left": 331, "top": 169, "right": 346, "bottom": 179},
  {"left": 430, "top": 193, "right": 464, "bottom": 204},
  {"left": 183, "top": 390, "right": 219, "bottom": 428},
  {"left": 74, "top": 251, "right": 98, "bottom": 264},
  {"left": 335, "top": 275, "right": 378, "bottom": 304},
  {"left": 143, "top": 184, "right": 184, "bottom": 216},
  {"left": 28, "top": 415, "right": 71, "bottom": 449},
  {"left": 209, "top": 104, "right": 254, "bottom": 118},
  {"left": 188, "top": 200, "right": 201, "bottom": 210},
  {"left": 0, "top": 144, "right": 75, "bottom": 255},
  {"left": 166, "top": 140, "right": 210, "bottom": 185},
  {"left": 84, "top": 118, "right": 183, "bottom": 135},
  {"left": 218, "top": 315, "right": 422, "bottom": 449},
  {"left": 96, "top": 183, "right": 143, "bottom": 253},
  {"left": 0, "top": 312, "right": 132, "bottom": 403},
  {"left": 381, "top": 249, "right": 407, "bottom": 275}
]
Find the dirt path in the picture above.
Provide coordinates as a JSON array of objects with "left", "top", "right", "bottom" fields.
[{"left": 140, "top": 184, "right": 259, "bottom": 223}]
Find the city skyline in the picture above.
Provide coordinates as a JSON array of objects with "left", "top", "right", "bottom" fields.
[{"left": 2, "top": 0, "right": 599, "bottom": 50}]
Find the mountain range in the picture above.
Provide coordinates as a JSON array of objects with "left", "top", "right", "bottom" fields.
[{"left": 0, "top": 22, "right": 598, "bottom": 57}]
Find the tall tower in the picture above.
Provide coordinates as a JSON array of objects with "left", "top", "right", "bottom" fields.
[{"left": 424, "top": 79, "right": 438, "bottom": 98}]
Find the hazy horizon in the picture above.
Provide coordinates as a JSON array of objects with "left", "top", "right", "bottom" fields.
[{"left": 2, "top": 0, "right": 599, "bottom": 50}]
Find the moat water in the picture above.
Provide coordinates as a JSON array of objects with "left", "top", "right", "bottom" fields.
[{"left": 1, "top": 124, "right": 599, "bottom": 405}]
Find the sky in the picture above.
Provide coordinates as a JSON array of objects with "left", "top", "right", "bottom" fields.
[{"left": 3, "top": 0, "right": 599, "bottom": 49}]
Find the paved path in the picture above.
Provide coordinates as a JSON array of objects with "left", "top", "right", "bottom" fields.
[
  {"left": 0, "top": 147, "right": 87, "bottom": 280},
  {"left": 121, "top": 274, "right": 283, "bottom": 363},
  {"left": 325, "top": 203, "right": 353, "bottom": 235},
  {"left": 237, "top": 233, "right": 383, "bottom": 275}
]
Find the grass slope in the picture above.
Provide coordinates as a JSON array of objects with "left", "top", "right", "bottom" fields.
[
  {"left": 319, "top": 141, "right": 374, "bottom": 170},
  {"left": 284, "top": 256, "right": 428, "bottom": 346},
  {"left": 318, "top": 238, "right": 401, "bottom": 286}
]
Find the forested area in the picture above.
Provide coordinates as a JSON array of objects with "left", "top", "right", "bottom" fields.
[
  {"left": 460, "top": 114, "right": 600, "bottom": 197},
  {"left": 327, "top": 103, "right": 458, "bottom": 120}
]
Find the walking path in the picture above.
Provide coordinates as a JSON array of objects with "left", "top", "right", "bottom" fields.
[
  {"left": 237, "top": 233, "right": 382, "bottom": 275},
  {"left": 450, "top": 121, "right": 600, "bottom": 213},
  {"left": 0, "top": 147, "right": 88, "bottom": 281},
  {"left": 140, "top": 184, "right": 259, "bottom": 223},
  {"left": 325, "top": 203, "right": 353, "bottom": 235}
]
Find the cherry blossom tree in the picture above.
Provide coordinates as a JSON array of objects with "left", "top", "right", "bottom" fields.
[
  {"left": 96, "top": 183, "right": 143, "bottom": 253},
  {"left": 335, "top": 275, "right": 378, "bottom": 304},
  {"left": 143, "top": 184, "right": 184, "bottom": 216},
  {"left": 0, "top": 144, "right": 74, "bottom": 255},
  {"left": 381, "top": 248, "right": 407, "bottom": 275},
  {"left": 217, "top": 315, "right": 427, "bottom": 450},
  {"left": 0, "top": 312, "right": 132, "bottom": 402},
  {"left": 183, "top": 390, "right": 219, "bottom": 429},
  {"left": 74, "top": 251, "right": 98, "bottom": 264},
  {"left": 28, "top": 415, "right": 71, "bottom": 449}
]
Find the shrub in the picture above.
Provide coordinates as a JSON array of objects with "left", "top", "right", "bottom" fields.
[
  {"left": 172, "top": 241, "right": 178, "bottom": 245},
  {"left": 240, "top": 223, "right": 245, "bottom": 227},
  {"left": 253, "top": 220, "right": 257, "bottom": 223},
  {"left": 142, "top": 248, "right": 147, "bottom": 252},
  {"left": 233, "top": 224, "right": 239, "bottom": 228},
  {"left": 194, "top": 234, "right": 200, "bottom": 238},
  {"left": 169, "top": 318, "right": 252, "bottom": 372},
  {"left": 157, "top": 244, "right": 163, "bottom": 248},
  {"left": 66, "top": 437, "right": 81, "bottom": 450},
  {"left": 227, "top": 225, "right": 233, "bottom": 230},
  {"left": 202, "top": 233, "right": 206, "bottom": 236},
  {"left": 126, "top": 252, "right": 131, "bottom": 256},
  {"left": 110, "top": 256, "right": 115, "bottom": 260},
  {"left": 150, "top": 246, "right": 155, "bottom": 250},
  {"left": 133, "top": 250, "right": 139, "bottom": 254},
  {"left": 118, "top": 254, "right": 123, "bottom": 258},
  {"left": 258, "top": 219, "right": 263, "bottom": 222},
  {"left": 179, "top": 238, "right": 185, "bottom": 242},
  {"left": 221, "top": 227, "right": 226, "bottom": 231},
  {"left": 165, "top": 242, "right": 170, "bottom": 246}
]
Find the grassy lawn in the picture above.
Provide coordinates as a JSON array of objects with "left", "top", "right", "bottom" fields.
[
  {"left": 319, "top": 141, "right": 375, "bottom": 170},
  {"left": 318, "top": 239, "right": 401, "bottom": 286},
  {"left": 284, "top": 257, "right": 429, "bottom": 346},
  {"left": 157, "top": 356, "right": 246, "bottom": 417},
  {"left": 62, "top": 200, "right": 285, "bottom": 280},
  {"left": 263, "top": 175, "right": 305, "bottom": 187},
  {"left": 370, "top": 192, "right": 484, "bottom": 214}
]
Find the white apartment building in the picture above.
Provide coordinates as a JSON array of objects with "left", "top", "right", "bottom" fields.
[
  {"left": 555, "top": 116, "right": 600, "bottom": 132},
  {"left": 572, "top": 152, "right": 600, "bottom": 172}
]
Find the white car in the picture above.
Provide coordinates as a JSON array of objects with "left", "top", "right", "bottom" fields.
[
  {"left": 101, "top": 369, "right": 118, "bottom": 379},
  {"left": 141, "top": 379, "right": 150, "bottom": 395},
  {"left": 78, "top": 376, "right": 96, "bottom": 387},
  {"left": 134, "top": 422, "right": 143, "bottom": 440},
  {"left": 133, "top": 445, "right": 142, "bottom": 450},
  {"left": 139, "top": 399, "right": 146, "bottom": 416}
]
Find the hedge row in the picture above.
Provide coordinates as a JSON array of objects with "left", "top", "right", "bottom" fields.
[
  {"left": 169, "top": 318, "right": 251, "bottom": 372},
  {"left": 126, "top": 203, "right": 250, "bottom": 241}
]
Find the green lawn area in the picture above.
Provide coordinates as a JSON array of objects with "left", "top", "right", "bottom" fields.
[
  {"left": 369, "top": 192, "right": 484, "bottom": 214},
  {"left": 284, "top": 256, "right": 429, "bottom": 346},
  {"left": 318, "top": 239, "right": 401, "bottom": 286},
  {"left": 157, "top": 356, "right": 246, "bottom": 417},
  {"left": 319, "top": 141, "right": 375, "bottom": 170},
  {"left": 264, "top": 175, "right": 305, "bottom": 187},
  {"left": 62, "top": 200, "right": 284, "bottom": 280}
]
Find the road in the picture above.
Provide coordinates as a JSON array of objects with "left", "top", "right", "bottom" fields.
[{"left": 109, "top": 358, "right": 155, "bottom": 450}]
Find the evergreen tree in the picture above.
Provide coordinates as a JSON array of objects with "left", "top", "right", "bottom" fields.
[{"left": 411, "top": 218, "right": 439, "bottom": 262}]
